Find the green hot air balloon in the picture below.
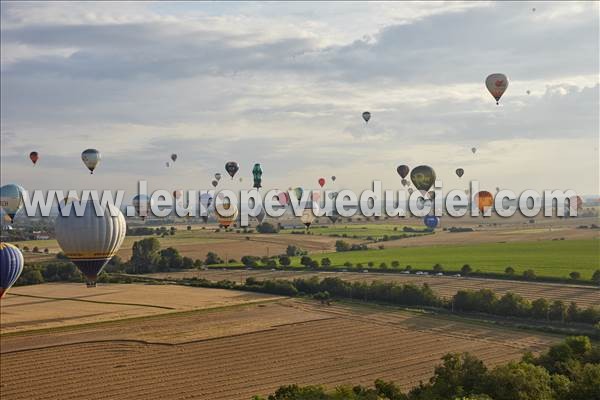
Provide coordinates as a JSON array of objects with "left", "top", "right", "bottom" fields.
[
  {"left": 293, "top": 187, "right": 304, "bottom": 200},
  {"left": 410, "top": 165, "right": 436, "bottom": 193},
  {"left": 252, "top": 163, "right": 263, "bottom": 189}
]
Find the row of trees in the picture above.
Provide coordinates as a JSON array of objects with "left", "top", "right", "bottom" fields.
[{"left": 253, "top": 336, "right": 600, "bottom": 400}]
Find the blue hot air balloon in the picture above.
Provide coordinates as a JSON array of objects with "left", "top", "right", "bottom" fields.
[
  {"left": 423, "top": 215, "right": 439, "bottom": 229},
  {"left": 1, "top": 243, "right": 24, "bottom": 298}
]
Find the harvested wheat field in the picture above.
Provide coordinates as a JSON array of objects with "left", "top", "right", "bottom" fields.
[
  {"left": 149, "top": 269, "right": 600, "bottom": 308},
  {"left": 1, "top": 291, "right": 559, "bottom": 400},
  {"left": 0, "top": 283, "right": 282, "bottom": 334}
]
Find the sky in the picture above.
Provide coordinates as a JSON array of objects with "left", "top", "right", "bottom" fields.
[{"left": 1, "top": 1, "right": 598, "bottom": 198}]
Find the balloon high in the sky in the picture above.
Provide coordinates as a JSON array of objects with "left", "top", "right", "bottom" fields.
[
  {"left": 171, "top": 154, "right": 178, "bottom": 162},
  {"left": 225, "top": 161, "right": 239, "bottom": 178},
  {"left": 0, "top": 184, "right": 25, "bottom": 223},
  {"left": 54, "top": 200, "right": 126, "bottom": 287},
  {"left": 212, "top": 180, "right": 218, "bottom": 188},
  {"left": 253, "top": 163, "right": 263, "bottom": 189},
  {"left": 471, "top": 147, "right": 477, "bottom": 154},
  {"left": 81, "top": 149, "right": 101, "bottom": 174},
  {"left": 362, "top": 111, "right": 371, "bottom": 123},
  {"left": 456, "top": 168, "right": 464, "bottom": 178},
  {"left": 215, "top": 173, "right": 222, "bottom": 181},
  {"left": 401, "top": 178, "right": 409, "bottom": 187},
  {"left": 331, "top": 176, "right": 336, "bottom": 182},
  {"left": 485, "top": 73, "right": 509, "bottom": 105},
  {"left": 29, "top": 151, "right": 39, "bottom": 165},
  {"left": 410, "top": 165, "right": 436, "bottom": 193},
  {"left": 166, "top": 162, "right": 171, "bottom": 168},
  {"left": 318, "top": 178, "right": 325, "bottom": 188},
  {"left": 300, "top": 201, "right": 319, "bottom": 228},
  {"left": 0, "top": 243, "right": 24, "bottom": 299},
  {"left": 293, "top": 187, "right": 304, "bottom": 200},
  {"left": 397, "top": 165, "right": 409, "bottom": 179},
  {"left": 475, "top": 191, "right": 494, "bottom": 214}
]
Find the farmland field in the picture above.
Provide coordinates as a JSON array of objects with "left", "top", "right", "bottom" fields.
[
  {"left": 148, "top": 269, "right": 600, "bottom": 309},
  {"left": 292, "top": 238, "right": 600, "bottom": 279},
  {"left": 0, "top": 284, "right": 560, "bottom": 400}
]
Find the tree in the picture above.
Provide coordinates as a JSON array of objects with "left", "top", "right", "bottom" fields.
[
  {"left": 433, "top": 264, "right": 444, "bottom": 273},
  {"left": 256, "top": 222, "right": 278, "bottom": 233},
  {"left": 241, "top": 255, "right": 259, "bottom": 268},
  {"left": 159, "top": 247, "right": 183, "bottom": 270},
  {"left": 182, "top": 256, "right": 194, "bottom": 269},
  {"left": 286, "top": 245, "right": 298, "bottom": 256},
  {"left": 531, "top": 298, "right": 549, "bottom": 320},
  {"left": 130, "top": 237, "right": 161, "bottom": 273},
  {"left": 278, "top": 255, "right": 291, "bottom": 267},
  {"left": 44, "top": 248, "right": 49, "bottom": 254},
  {"left": 570, "top": 271, "right": 581, "bottom": 280},
  {"left": 461, "top": 264, "right": 472, "bottom": 275},
  {"left": 592, "top": 270, "right": 600, "bottom": 286},
  {"left": 321, "top": 258, "right": 331, "bottom": 267},
  {"left": 549, "top": 300, "right": 567, "bottom": 322},
  {"left": 428, "top": 352, "right": 487, "bottom": 399},
  {"left": 335, "top": 240, "right": 351, "bottom": 252},
  {"left": 486, "top": 362, "right": 554, "bottom": 400},
  {"left": 567, "top": 363, "right": 600, "bottom": 400},
  {"left": 505, "top": 266, "right": 515, "bottom": 276},
  {"left": 205, "top": 252, "right": 222, "bottom": 265},
  {"left": 300, "top": 256, "right": 312, "bottom": 267},
  {"left": 32, "top": 246, "right": 40, "bottom": 253},
  {"left": 523, "top": 269, "right": 536, "bottom": 280},
  {"left": 391, "top": 261, "right": 400, "bottom": 268},
  {"left": 187, "top": 225, "right": 192, "bottom": 231}
]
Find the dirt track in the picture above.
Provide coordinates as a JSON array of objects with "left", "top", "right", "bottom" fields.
[{"left": 0, "top": 298, "right": 558, "bottom": 400}]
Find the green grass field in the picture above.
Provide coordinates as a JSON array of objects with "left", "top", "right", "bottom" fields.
[
  {"left": 284, "top": 224, "right": 428, "bottom": 239},
  {"left": 293, "top": 239, "right": 600, "bottom": 279}
]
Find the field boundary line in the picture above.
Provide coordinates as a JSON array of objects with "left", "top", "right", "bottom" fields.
[{"left": 7, "top": 293, "right": 176, "bottom": 310}]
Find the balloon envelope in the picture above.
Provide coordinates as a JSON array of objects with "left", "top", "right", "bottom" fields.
[
  {"left": 456, "top": 168, "right": 464, "bottom": 178},
  {"left": 171, "top": 153, "right": 178, "bottom": 162},
  {"left": 81, "top": 149, "right": 101, "bottom": 174},
  {"left": 293, "top": 187, "right": 304, "bottom": 200},
  {"left": 397, "top": 165, "right": 409, "bottom": 179},
  {"left": 318, "top": 178, "right": 325, "bottom": 187},
  {"left": 423, "top": 215, "right": 439, "bottom": 229},
  {"left": 212, "top": 180, "right": 218, "bottom": 187},
  {"left": 362, "top": 111, "right": 371, "bottom": 123},
  {"left": 54, "top": 200, "right": 126, "bottom": 286},
  {"left": 331, "top": 176, "right": 336, "bottom": 182},
  {"left": 252, "top": 163, "right": 263, "bottom": 189},
  {"left": 225, "top": 161, "right": 239, "bottom": 178},
  {"left": 29, "top": 151, "right": 39, "bottom": 165},
  {"left": 485, "top": 73, "right": 508, "bottom": 104},
  {"left": 0, "top": 184, "right": 25, "bottom": 223},
  {"left": 410, "top": 165, "right": 436, "bottom": 192},
  {"left": 0, "top": 243, "right": 24, "bottom": 298},
  {"left": 216, "top": 202, "right": 238, "bottom": 228},
  {"left": 475, "top": 191, "right": 494, "bottom": 213},
  {"left": 215, "top": 173, "right": 222, "bottom": 181}
]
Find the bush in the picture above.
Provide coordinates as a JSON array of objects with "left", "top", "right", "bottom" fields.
[
  {"left": 300, "top": 256, "right": 312, "bottom": 267},
  {"left": 505, "top": 266, "right": 515, "bottom": 276},
  {"left": 433, "top": 264, "right": 444, "bottom": 273},
  {"left": 523, "top": 269, "right": 537, "bottom": 280},
  {"left": 242, "top": 256, "right": 260, "bottom": 268},
  {"left": 335, "top": 240, "right": 351, "bottom": 252},
  {"left": 379, "top": 262, "right": 388, "bottom": 270},
  {"left": 205, "top": 251, "right": 222, "bottom": 265},
  {"left": 461, "top": 264, "right": 472, "bottom": 275},
  {"left": 570, "top": 271, "right": 581, "bottom": 280},
  {"left": 278, "top": 255, "right": 291, "bottom": 267},
  {"left": 321, "top": 258, "right": 331, "bottom": 267},
  {"left": 256, "top": 222, "right": 278, "bottom": 234},
  {"left": 391, "top": 261, "right": 400, "bottom": 268},
  {"left": 343, "top": 261, "right": 353, "bottom": 268},
  {"left": 593, "top": 270, "right": 600, "bottom": 285}
]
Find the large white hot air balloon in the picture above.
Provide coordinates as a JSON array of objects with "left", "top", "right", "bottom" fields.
[
  {"left": 54, "top": 200, "right": 126, "bottom": 287},
  {"left": 81, "top": 149, "right": 101, "bottom": 174}
]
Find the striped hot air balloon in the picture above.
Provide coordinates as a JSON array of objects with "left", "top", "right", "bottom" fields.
[
  {"left": 54, "top": 200, "right": 126, "bottom": 287},
  {"left": 1, "top": 243, "right": 24, "bottom": 298}
]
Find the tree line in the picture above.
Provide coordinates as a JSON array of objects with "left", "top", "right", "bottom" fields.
[{"left": 252, "top": 336, "right": 600, "bottom": 400}]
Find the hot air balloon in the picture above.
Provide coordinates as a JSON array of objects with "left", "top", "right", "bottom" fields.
[
  {"left": 54, "top": 200, "right": 126, "bottom": 287},
  {"left": 526, "top": 90, "right": 531, "bottom": 95},
  {"left": 225, "top": 161, "right": 239, "bottom": 179},
  {"left": 362, "top": 111, "right": 371, "bottom": 124},
  {"left": 423, "top": 215, "right": 439, "bottom": 229},
  {"left": 216, "top": 201, "right": 238, "bottom": 228},
  {"left": 256, "top": 207, "right": 266, "bottom": 225},
  {"left": 331, "top": 176, "right": 336, "bottom": 182},
  {"left": 277, "top": 191, "right": 289, "bottom": 206},
  {"left": 401, "top": 179, "right": 409, "bottom": 187},
  {"left": 171, "top": 154, "right": 178, "bottom": 162},
  {"left": 456, "top": 168, "right": 464, "bottom": 178},
  {"left": 318, "top": 178, "right": 325, "bottom": 188},
  {"left": 132, "top": 194, "right": 152, "bottom": 220},
  {"left": 29, "top": 151, "right": 39, "bottom": 165},
  {"left": 166, "top": 162, "right": 171, "bottom": 168},
  {"left": 475, "top": 191, "right": 494, "bottom": 213},
  {"left": 300, "top": 202, "right": 319, "bottom": 228},
  {"left": 253, "top": 163, "right": 263, "bottom": 189},
  {"left": 408, "top": 188, "right": 414, "bottom": 195},
  {"left": 0, "top": 184, "right": 25, "bottom": 223},
  {"left": 471, "top": 147, "right": 477, "bottom": 154},
  {"left": 215, "top": 173, "right": 222, "bottom": 181},
  {"left": 397, "top": 165, "right": 409, "bottom": 179},
  {"left": 81, "top": 149, "right": 101, "bottom": 174},
  {"left": 0, "top": 243, "right": 24, "bottom": 298},
  {"left": 212, "top": 180, "right": 218, "bottom": 187},
  {"left": 293, "top": 187, "right": 304, "bottom": 200},
  {"left": 485, "top": 73, "right": 509, "bottom": 105},
  {"left": 410, "top": 165, "right": 436, "bottom": 193},
  {"left": 200, "top": 192, "right": 214, "bottom": 223}
]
